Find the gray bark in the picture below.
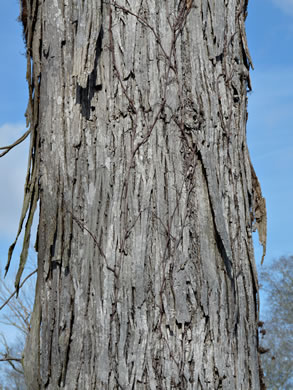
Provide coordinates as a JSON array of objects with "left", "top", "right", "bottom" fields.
[{"left": 19, "top": 0, "right": 266, "bottom": 389}]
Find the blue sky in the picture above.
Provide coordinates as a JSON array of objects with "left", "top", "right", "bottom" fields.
[
  {"left": 0, "top": 2, "right": 32, "bottom": 282},
  {"left": 0, "top": 1, "right": 292, "bottom": 342},
  {"left": 246, "top": 0, "right": 293, "bottom": 263}
]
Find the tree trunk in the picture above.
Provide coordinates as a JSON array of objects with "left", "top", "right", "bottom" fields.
[{"left": 20, "top": 0, "right": 266, "bottom": 388}]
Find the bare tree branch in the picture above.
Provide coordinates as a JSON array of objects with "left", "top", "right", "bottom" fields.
[
  {"left": 0, "top": 357, "right": 23, "bottom": 375},
  {"left": 0, "top": 129, "right": 30, "bottom": 158},
  {"left": 0, "top": 269, "right": 37, "bottom": 311},
  {"left": 0, "top": 357, "right": 21, "bottom": 362}
]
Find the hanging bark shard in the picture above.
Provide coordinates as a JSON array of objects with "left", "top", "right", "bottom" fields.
[
  {"left": 251, "top": 162, "right": 267, "bottom": 264},
  {"left": 5, "top": 0, "right": 41, "bottom": 291}
]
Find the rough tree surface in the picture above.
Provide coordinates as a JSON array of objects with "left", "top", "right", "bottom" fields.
[{"left": 17, "top": 0, "right": 266, "bottom": 389}]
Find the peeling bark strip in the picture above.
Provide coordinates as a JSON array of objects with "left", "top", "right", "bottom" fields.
[
  {"left": 250, "top": 162, "right": 267, "bottom": 265},
  {"left": 19, "top": 0, "right": 266, "bottom": 389},
  {"left": 5, "top": 0, "right": 40, "bottom": 290}
]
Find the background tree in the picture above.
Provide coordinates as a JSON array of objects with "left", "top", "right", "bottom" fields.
[
  {"left": 259, "top": 256, "right": 293, "bottom": 389},
  {"left": 0, "top": 336, "right": 26, "bottom": 390},
  {"left": 5, "top": 0, "right": 266, "bottom": 388},
  {"left": 0, "top": 268, "right": 35, "bottom": 390}
]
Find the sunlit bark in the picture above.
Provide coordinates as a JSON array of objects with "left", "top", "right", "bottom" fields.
[{"left": 20, "top": 0, "right": 266, "bottom": 388}]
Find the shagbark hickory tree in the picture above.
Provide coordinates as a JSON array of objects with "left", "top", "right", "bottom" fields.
[{"left": 10, "top": 0, "right": 267, "bottom": 388}]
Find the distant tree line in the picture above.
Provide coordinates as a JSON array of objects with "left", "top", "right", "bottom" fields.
[{"left": 260, "top": 256, "right": 293, "bottom": 389}]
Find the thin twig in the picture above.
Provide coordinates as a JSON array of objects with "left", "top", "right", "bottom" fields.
[
  {"left": 0, "top": 356, "right": 23, "bottom": 374},
  {"left": 67, "top": 210, "right": 117, "bottom": 275},
  {"left": 0, "top": 269, "right": 37, "bottom": 311},
  {"left": 0, "top": 129, "right": 30, "bottom": 158},
  {"left": 0, "top": 357, "right": 22, "bottom": 362},
  {"left": 112, "top": 2, "right": 169, "bottom": 60}
]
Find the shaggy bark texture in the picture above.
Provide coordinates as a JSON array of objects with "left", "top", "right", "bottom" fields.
[{"left": 19, "top": 0, "right": 266, "bottom": 389}]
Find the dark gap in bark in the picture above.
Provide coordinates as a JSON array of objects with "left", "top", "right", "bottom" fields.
[
  {"left": 216, "top": 53, "right": 223, "bottom": 62},
  {"left": 76, "top": 25, "right": 104, "bottom": 120},
  {"left": 215, "top": 228, "right": 233, "bottom": 281},
  {"left": 50, "top": 228, "right": 58, "bottom": 257}
]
